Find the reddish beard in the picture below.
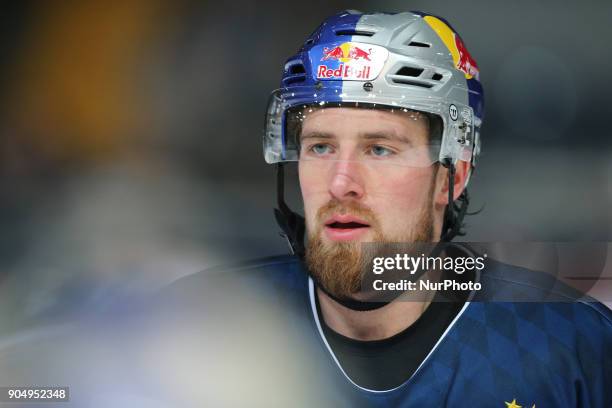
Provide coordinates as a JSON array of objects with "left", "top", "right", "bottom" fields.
[{"left": 305, "top": 198, "right": 434, "bottom": 300}]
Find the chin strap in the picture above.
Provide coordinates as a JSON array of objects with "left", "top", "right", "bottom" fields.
[
  {"left": 274, "top": 162, "right": 470, "bottom": 312},
  {"left": 440, "top": 159, "right": 470, "bottom": 242},
  {"left": 274, "top": 163, "right": 305, "bottom": 257}
]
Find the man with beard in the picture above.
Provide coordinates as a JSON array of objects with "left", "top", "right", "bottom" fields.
[{"left": 163, "top": 10, "right": 611, "bottom": 407}]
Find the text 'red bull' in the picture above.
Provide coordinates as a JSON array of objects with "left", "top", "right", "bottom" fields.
[
  {"left": 317, "top": 64, "right": 372, "bottom": 79},
  {"left": 318, "top": 43, "right": 374, "bottom": 80}
]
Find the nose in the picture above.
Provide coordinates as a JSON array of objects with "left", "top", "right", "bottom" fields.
[{"left": 328, "top": 160, "right": 364, "bottom": 201}]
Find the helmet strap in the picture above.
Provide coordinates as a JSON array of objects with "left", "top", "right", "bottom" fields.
[
  {"left": 274, "top": 163, "right": 305, "bottom": 257},
  {"left": 440, "top": 159, "right": 470, "bottom": 242}
]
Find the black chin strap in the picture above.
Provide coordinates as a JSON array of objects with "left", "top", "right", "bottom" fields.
[
  {"left": 274, "top": 163, "right": 305, "bottom": 257},
  {"left": 440, "top": 159, "right": 471, "bottom": 242},
  {"left": 274, "top": 162, "right": 471, "bottom": 312}
]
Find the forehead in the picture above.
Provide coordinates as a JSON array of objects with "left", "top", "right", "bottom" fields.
[{"left": 299, "top": 107, "right": 429, "bottom": 142}]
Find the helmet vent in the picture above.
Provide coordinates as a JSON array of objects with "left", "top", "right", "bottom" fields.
[
  {"left": 335, "top": 29, "right": 375, "bottom": 37},
  {"left": 283, "top": 61, "right": 306, "bottom": 85},
  {"left": 387, "top": 66, "right": 445, "bottom": 89},
  {"left": 388, "top": 66, "right": 434, "bottom": 88},
  {"left": 408, "top": 41, "right": 430, "bottom": 48},
  {"left": 289, "top": 64, "right": 306, "bottom": 75},
  {"left": 395, "top": 66, "right": 424, "bottom": 77},
  {"left": 390, "top": 78, "right": 433, "bottom": 88}
]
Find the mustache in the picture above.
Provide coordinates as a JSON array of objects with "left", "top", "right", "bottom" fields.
[{"left": 315, "top": 199, "right": 379, "bottom": 227}]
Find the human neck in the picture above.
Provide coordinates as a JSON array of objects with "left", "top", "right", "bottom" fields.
[{"left": 316, "top": 287, "right": 432, "bottom": 341}]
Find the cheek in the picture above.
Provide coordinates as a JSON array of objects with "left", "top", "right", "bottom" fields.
[
  {"left": 298, "top": 162, "right": 318, "bottom": 197},
  {"left": 299, "top": 164, "right": 325, "bottom": 224},
  {"left": 369, "top": 168, "right": 433, "bottom": 224}
]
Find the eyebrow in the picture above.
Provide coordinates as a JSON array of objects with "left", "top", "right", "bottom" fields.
[
  {"left": 300, "top": 130, "right": 414, "bottom": 145},
  {"left": 361, "top": 131, "right": 413, "bottom": 145},
  {"left": 300, "top": 131, "right": 334, "bottom": 141}
]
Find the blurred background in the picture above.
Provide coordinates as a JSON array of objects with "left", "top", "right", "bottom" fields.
[{"left": 0, "top": 0, "right": 611, "bottom": 337}]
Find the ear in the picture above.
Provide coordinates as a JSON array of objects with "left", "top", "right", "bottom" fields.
[{"left": 434, "top": 160, "right": 471, "bottom": 206}]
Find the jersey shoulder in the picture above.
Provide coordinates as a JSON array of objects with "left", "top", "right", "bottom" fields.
[
  {"left": 479, "top": 258, "right": 611, "bottom": 320},
  {"left": 472, "top": 259, "right": 612, "bottom": 352},
  {"left": 456, "top": 261, "right": 611, "bottom": 406}
]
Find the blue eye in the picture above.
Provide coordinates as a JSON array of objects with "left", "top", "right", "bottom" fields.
[
  {"left": 370, "top": 145, "right": 393, "bottom": 157},
  {"left": 310, "top": 143, "right": 332, "bottom": 155}
]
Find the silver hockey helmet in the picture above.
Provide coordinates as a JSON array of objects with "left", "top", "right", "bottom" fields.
[{"left": 264, "top": 10, "right": 484, "bottom": 182}]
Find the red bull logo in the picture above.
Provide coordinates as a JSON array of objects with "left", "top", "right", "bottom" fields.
[
  {"left": 321, "top": 46, "right": 345, "bottom": 61},
  {"left": 423, "top": 16, "right": 479, "bottom": 80},
  {"left": 321, "top": 43, "right": 372, "bottom": 62},
  {"left": 315, "top": 42, "right": 387, "bottom": 81},
  {"left": 317, "top": 64, "right": 371, "bottom": 79},
  {"left": 349, "top": 46, "right": 372, "bottom": 61},
  {"left": 454, "top": 35, "right": 479, "bottom": 79}
]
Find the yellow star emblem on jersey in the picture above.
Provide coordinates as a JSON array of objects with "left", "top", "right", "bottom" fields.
[{"left": 505, "top": 399, "right": 521, "bottom": 408}]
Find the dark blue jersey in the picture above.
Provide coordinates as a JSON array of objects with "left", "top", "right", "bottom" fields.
[{"left": 174, "top": 254, "right": 612, "bottom": 407}]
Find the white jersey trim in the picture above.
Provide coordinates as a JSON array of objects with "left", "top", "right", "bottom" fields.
[{"left": 308, "top": 277, "right": 472, "bottom": 394}]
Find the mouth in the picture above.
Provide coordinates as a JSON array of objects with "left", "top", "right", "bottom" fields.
[
  {"left": 323, "top": 215, "right": 371, "bottom": 241},
  {"left": 325, "top": 221, "right": 370, "bottom": 229}
]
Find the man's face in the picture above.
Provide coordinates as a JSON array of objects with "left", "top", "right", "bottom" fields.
[{"left": 298, "top": 107, "right": 442, "bottom": 299}]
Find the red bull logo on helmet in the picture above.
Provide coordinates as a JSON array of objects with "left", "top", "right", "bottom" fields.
[
  {"left": 321, "top": 43, "right": 372, "bottom": 62},
  {"left": 313, "top": 42, "right": 388, "bottom": 81},
  {"left": 317, "top": 64, "right": 372, "bottom": 80},
  {"left": 423, "top": 16, "right": 480, "bottom": 80}
]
